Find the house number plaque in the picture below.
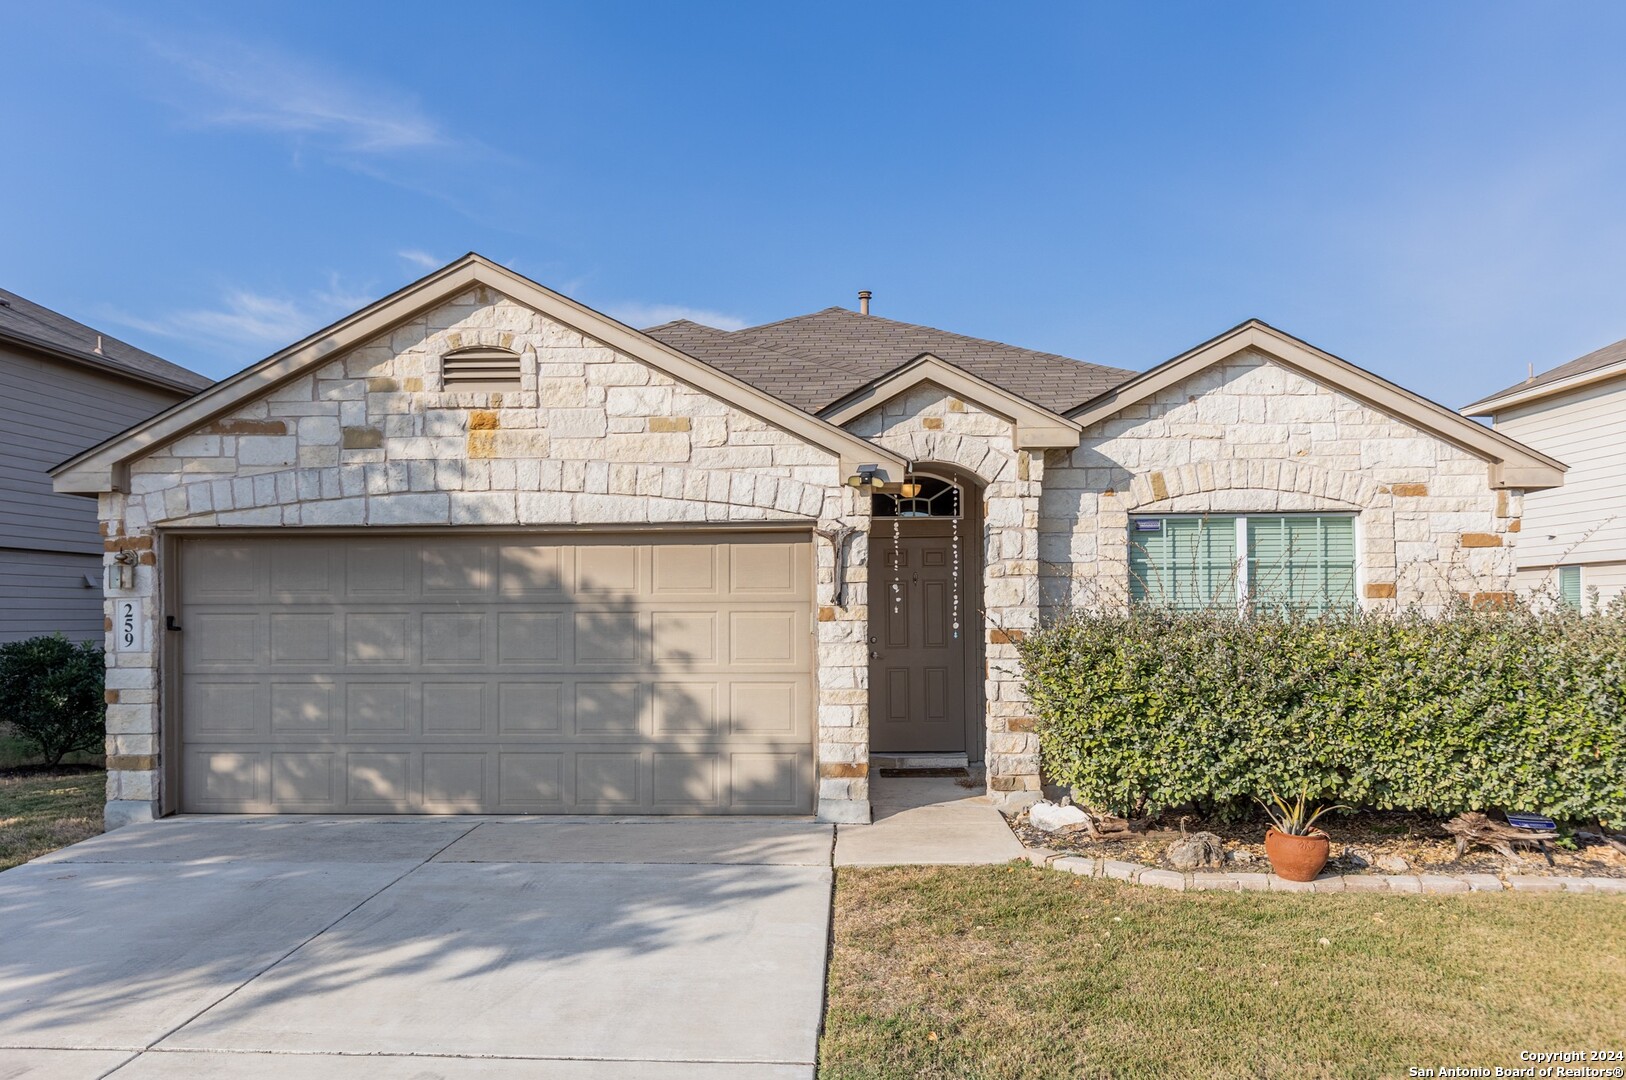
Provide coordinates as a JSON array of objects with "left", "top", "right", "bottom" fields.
[{"left": 114, "top": 599, "right": 145, "bottom": 652}]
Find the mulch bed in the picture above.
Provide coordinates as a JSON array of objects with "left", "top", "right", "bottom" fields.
[{"left": 1009, "top": 807, "right": 1626, "bottom": 878}]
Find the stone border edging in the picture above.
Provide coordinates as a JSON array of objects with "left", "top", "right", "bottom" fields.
[{"left": 1023, "top": 848, "right": 1626, "bottom": 895}]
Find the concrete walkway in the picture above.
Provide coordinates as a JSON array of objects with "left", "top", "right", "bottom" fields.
[
  {"left": 834, "top": 775, "right": 1026, "bottom": 867},
  {"left": 0, "top": 777, "right": 1018, "bottom": 1079}
]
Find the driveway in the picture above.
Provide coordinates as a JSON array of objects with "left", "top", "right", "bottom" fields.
[{"left": 0, "top": 817, "right": 834, "bottom": 1079}]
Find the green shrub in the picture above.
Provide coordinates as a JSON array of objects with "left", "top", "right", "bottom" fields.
[
  {"left": 1018, "top": 600, "right": 1626, "bottom": 827},
  {"left": 0, "top": 635, "right": 106, "bottom": 766}
]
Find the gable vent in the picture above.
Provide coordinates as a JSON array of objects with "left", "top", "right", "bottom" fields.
[{"left": 441, "top": 347, "right": 522, "bottom": 391}]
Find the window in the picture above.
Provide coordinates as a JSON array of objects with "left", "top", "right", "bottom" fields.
[
  {"left": 871, "top": 475, "right": 962, "bottom": 518},
  {"left": 441, "top": 347, "right": 522, "bottom": 391},
  {"left": 1558, "top": 565, "right": 1582, "bottom": 610},
  {"left": 1129, "top": 514, "right": 1357, "bottom": 614}
]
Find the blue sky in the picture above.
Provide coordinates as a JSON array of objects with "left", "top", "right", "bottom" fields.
[{"left": 5, "top": 2, "right": 1626, "bottom": 407}]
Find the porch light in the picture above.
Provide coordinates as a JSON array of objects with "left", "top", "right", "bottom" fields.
[
  {"left": 898, "top": 481, "right": 922, "bottom": 499},
  {"left": 845, "top": 464, "right": 886, "bottom": 489}
]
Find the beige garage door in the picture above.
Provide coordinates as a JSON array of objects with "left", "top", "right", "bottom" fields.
[{"left": 175, "top": 531, "right": 814, "bottom": 814}]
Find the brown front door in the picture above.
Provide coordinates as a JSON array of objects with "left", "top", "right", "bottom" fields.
[{"left": 869, "top": 520, "right": 970, "bottom": 754}]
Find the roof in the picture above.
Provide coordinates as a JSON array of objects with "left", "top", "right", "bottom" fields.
[
  {"left": 52, "top": 254, "right": 903, "bottom": 494},
  {"left": 0, "top": 287, "right": 211, "bottom": 394},
  {"left": 644, "top": 306, "right": 1132, "bottom": 415},
  {"left": 1464, "top": 334, "right": 1626, "bottom": 414},
  {"left": 1071, "top": 319, "right": 1566, "bottom": 491}
]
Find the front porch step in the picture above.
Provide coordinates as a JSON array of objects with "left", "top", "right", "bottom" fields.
[{"left": 871, "top": 753, "right": 971, "bottom": 772}]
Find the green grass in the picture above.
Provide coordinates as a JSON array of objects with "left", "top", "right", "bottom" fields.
[
  {"left": 820, "top": 865, "right": 1626, "bottom": 1080},
  {"left": 0, "top": 769, "right": 105, "bottom": 871}
]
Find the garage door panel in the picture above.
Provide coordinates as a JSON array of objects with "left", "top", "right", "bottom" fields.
[
  {"left": 346, "top": 544, "right": 413, "bottom": 597},
  {"left": 178, "top": 533, "right": 813, "bottom": 814}
]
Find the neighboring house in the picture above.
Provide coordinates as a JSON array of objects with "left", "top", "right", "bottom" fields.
[
  {"left": 51, "top": 255, "right": 1562, "bottom": 828},
  {"left": 0, "top": 288, "right": 211, "bottom": 644},
  {"left": 1464, "top": 337, "right": 1626, "bottom": 607}
]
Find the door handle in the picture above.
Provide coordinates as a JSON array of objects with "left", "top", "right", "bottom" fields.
[{"left": 869, "top": 650, "right": 881, "bottom": 660}]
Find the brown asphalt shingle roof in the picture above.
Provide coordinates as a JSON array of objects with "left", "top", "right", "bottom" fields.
[
  {"left": 1471, "top": 334, "right": 1626, "bottom": 409},
  {"left": 644, "top": 306, "right": 1132, "bottom": 416},
  {"left": 0, "top": 287, "right": 212, "bottom": 392}
]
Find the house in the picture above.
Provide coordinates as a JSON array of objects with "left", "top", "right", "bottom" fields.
[
  {"left": 1464, "top": 337, "right": 1626, "bottom": 606},
  {"left": 50, "top": 254, "right": 1563, "bottom": 828},
  {"left": 0, "top": 288, "right": 211, "bottom": 644}
]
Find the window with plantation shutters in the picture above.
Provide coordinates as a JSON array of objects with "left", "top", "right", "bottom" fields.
[
  {"left": 1129, "top": 513, "right": 1357, "bottom": 614},
  {"left": 441, "top": 347, "right": 522, "bottom": 391},
  {"left": 1246, "top": 515, "right": 1356, "bottom": 614},
  {"left": 1558, "top": 565, "right": 1582, "bottom": 610},
  {"left": 1129, "top": 516, "right": 1240, "bottom": 612}
]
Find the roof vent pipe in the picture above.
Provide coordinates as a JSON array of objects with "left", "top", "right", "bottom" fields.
[{"left": 858, "top": 290, "right": 871, "bottom": 316}]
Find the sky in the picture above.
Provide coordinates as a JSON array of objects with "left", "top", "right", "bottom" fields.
[{"left": 5, "top": 2, "right": 1626, "bottom": 408}]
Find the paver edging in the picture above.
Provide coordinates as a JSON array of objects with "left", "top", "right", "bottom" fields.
[{"left": 1022, "top": 846, "right": 1626, "bottom": 896}]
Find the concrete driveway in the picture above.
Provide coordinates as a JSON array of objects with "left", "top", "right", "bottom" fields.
[{"left": 0, "top": 817, "right": 834, "bottom": 1079}]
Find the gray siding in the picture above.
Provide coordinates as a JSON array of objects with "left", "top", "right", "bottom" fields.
[
  {"left": 0, "top": 343, "right": 185, "bottom": 556},
  {"left": 0, "top": 548, "right": 104, "bottom": 643},
  {"left": 1, "top": 342, "right": 190, "bottom": 642}
]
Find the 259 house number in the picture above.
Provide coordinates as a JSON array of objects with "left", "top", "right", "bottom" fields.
[{"left": 114, "top": 599, "right": 145, "bottom": 652}]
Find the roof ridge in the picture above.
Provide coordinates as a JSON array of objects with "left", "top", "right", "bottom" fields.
[{"left": 737, "top": 303, "right": 1134, "bottom": 375}]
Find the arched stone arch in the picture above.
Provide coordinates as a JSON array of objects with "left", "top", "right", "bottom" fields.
[
  {"left": 1120, "top": 458, "right": 1381, "bottom": 511},
  {"left": 863, "top": 429, "right": 1016, "bottom": 486}
]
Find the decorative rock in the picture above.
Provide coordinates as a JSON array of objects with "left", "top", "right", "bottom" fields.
[
  {"left": 1165, "top": 831, "right": 1225, "bottom": 870},
  {"left": 1226, "top": 849, "right": 1256, "bottom": 865},
  {"left": 1028, "top": 801, "right": 1090, "bottom": 833},
  {"left": 1373, "top": 853, "right": 1411, "bottom": 873}
]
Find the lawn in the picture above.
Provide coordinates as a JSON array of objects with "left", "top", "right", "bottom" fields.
[
  {"left": 820, "top": 865, "right": 1626, "bottom": 1080},
  {"left": 0, "top": 768, "right": 105, "bottom": 872}
]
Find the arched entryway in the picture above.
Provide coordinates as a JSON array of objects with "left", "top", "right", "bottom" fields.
[{"left": 866, "top": 464, "right": 987, "bottom": 762}]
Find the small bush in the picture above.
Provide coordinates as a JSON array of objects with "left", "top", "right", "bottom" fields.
[
  {"left": 0, "top": 635, "right": 105, "bottom": 766},
  {"left": 1018, "top": 600, "right": 1626, "bottom": 827}
]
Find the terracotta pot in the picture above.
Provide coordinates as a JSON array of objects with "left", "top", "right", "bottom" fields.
[{"left": 1264, "top": 827, "right": 1330, "bottom": 882}]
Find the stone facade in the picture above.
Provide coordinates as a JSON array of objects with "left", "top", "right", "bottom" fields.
[
  {"left": 91, "top": 294, "right": 1529, "bottom": 829},
  {"left": 843, "top": 385, "right": 1045, "bottom": 804},
  {"left": 99, "top": 289, "right": 875, "bottom": 825},
  {"left": 1040, "top": 351, "right": 1521, "bottom": 612}
]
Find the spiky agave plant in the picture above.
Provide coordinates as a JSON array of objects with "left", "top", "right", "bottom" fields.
[{"left": 1256, "top": 787, "right": 1349, "bottom": 836}]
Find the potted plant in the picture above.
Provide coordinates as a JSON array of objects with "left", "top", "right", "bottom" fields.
[{"left": 1257, "top": 788, "right": 1347, "bottom": 882}]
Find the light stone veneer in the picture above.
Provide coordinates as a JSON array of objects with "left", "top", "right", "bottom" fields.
[
  {"left": 844, "top": 386, "right": 1045, "bottom": 805},
  {"left": 99, "top": 288, "right": 873, "bottom": 826},
  {"left": 94, "top": 297, "right": 1526, "bottom": 828},
  {"left": 1041, "top": 351, "right": 1521, "bottom": 612}
]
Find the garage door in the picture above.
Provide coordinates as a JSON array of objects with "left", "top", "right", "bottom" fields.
[{"left": 175, "top": 532, "right": 814, "bottom": 814}]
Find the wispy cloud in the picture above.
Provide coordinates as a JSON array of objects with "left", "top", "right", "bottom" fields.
[
  {"left": 103, "top": 275, "right": 374, "bottom": 353},
  {"left": 398, "top": 249, "right": 442, "bottom": 270},
  {"left": 140, "top": 31, "right": 445, "bottom": 153},
  {"left": 604, "top": 302, "right": 749, "bottom": 331}
]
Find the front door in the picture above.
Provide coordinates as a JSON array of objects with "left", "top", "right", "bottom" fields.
[{"left": 868, "top": 520, "right": 970, "bottom": 754}]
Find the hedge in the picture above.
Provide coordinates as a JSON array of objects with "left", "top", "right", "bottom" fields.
[{"left": 1018, "top": 601, "right": 1626, "bottom": 827}]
